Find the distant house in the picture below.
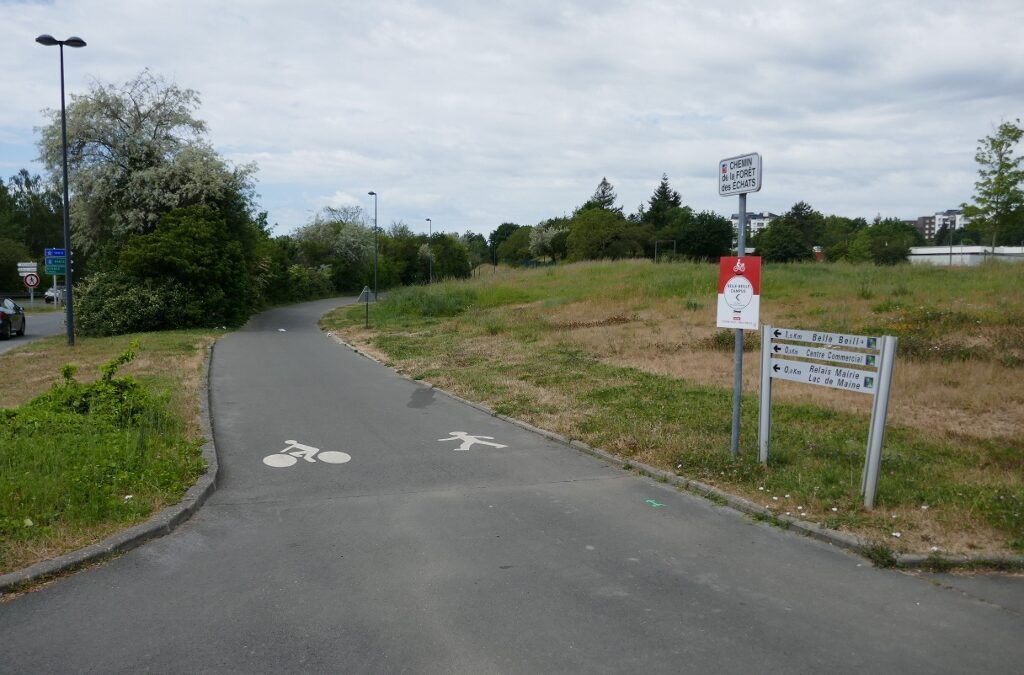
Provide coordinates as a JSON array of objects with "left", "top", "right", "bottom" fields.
[{"left": 908, "top": 246, "right": 1024, "bottom": 266}]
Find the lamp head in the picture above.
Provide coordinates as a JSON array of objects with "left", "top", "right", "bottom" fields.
[
  {"left": 65, "top": 37, "right": 87, "bottom": 48},
  {"left": 35, "top": 34, "right": 59, "bottom": 46},
  {"left": 368, "top": 191, "right": 376, "bottom": 196}
]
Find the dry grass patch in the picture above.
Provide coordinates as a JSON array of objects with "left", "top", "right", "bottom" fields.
[{"left": 323, "top": 261, "right": 1024, "bottom": 557}]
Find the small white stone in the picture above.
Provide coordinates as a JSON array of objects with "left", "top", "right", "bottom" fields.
[
  {"left": 785, "top": 494, "right": 791, "bottom": 498},
  {"left": 773, "top": 496, "right": 779, "bottom": 501},
  {"left": 758, "top": 487, "right": 765, "bottom": 491},
  {"left": 921, "top": 505, "right": 929, "bottom": 510},
  {"left": 831, "top": 507, "right": 838, "bottom": 512},
  {"left": 892, "top": 532, "right": 901, "bottom": 538}
]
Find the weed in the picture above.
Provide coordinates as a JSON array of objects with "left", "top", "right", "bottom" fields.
[{"left": 864, "top": 543, "right": 898, "bottom": 567}]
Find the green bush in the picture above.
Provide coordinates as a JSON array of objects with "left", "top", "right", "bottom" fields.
[
  {"left": 75, "top": 271, "right": 190, "bottom": 336},
  {"left": 0, "top": 346, "right": 202, "bottom": 554}
]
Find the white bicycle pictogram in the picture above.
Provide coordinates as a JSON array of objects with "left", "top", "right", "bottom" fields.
[{"left": 263, "top": 440, "right": 351, "bottom": 468}]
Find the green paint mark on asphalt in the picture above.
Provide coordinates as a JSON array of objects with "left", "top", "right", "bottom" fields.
[{"left": 646, "top": 499, "right": 665, "bottom": 508}]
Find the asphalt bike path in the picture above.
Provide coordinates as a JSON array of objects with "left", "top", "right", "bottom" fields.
[{"left": 2, "top": 298, "right": 1021, "bottom": 672}]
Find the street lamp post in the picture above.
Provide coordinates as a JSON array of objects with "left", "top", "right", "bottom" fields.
[
  {"left": 368, "top": 191, "right": 378, "bottom": 300},
  {"left": 425, "top": 218, "right": 432, "bottom": 283},
  {"left": 36, "top": 33, "right": 85, "bottom": 346}
]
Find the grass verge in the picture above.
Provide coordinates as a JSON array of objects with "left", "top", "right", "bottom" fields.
[
  {"left": 0, "top": 330, "right": 220, "bottom": 575},
  {"left": 322, "top": 260, "right": 1023, "bottom": 556}
]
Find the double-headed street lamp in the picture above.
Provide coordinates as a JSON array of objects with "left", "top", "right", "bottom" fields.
[
  {"left": 368, "top": 191, "right": 378, "bottom": 301},
  {"left": 36, "top": 33, "right": 86, "bottom": 346},
  {"left": 425, "top": 218, "right": 432, "bottom": 284}
]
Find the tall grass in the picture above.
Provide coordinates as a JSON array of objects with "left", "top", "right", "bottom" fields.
[
  {"left": 324, "top": 260, "right": 1024, "bottom": 554},
  {"left": 0, "top": 336, "right": 212, "bottom": 574}
]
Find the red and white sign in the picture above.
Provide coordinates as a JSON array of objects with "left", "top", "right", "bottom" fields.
[
  {"left": 716, "top": 256, "right": 761, "bottom": 330},
  {"left": 23, "top": 272, "right": 40, "bottom": 289}
]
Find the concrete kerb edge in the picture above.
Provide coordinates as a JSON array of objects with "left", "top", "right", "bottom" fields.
[
  {"left": 331, "top": 333, "right": 1024, "bottom": 571},
  {"left": 0, "top": 341, "right": 222, "bottom": 595}
]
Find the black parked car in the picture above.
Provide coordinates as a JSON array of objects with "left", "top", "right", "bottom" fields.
[{"left": 1, "top": 297, "right": 26, "bottom": 339}]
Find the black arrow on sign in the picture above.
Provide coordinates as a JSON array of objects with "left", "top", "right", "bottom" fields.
[
  {"left": 773, "top": 364, "right": 781, "bottom": 372},
  {"left": 773, "top": 329, "right": 782, "bottom": 338},
  {"left": 773, "top": 345, "right": 781, "bottom": 353}
]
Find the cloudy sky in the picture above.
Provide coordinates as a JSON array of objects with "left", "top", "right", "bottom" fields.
[{"left": 3, "top": 0, "right": 1023, "bottom": 236}]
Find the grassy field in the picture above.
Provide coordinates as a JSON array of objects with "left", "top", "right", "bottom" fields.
[
  {"left": 323, "top": 260, "right": 1024, "bottom": 558},
  {"left": 0, "top": 330, "right": 219, "bottom": 575}
]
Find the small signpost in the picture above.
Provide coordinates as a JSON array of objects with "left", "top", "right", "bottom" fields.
[
  {"left": 759, "top": 325, "right": 897, "bottom": 508},
  {"left": 718, "top": 152, "right": 763, "bottom": 457},
  {"left": 357, "top": 285, "right": 372, "bottom": 327}
]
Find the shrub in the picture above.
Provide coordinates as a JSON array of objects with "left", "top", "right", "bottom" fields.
[{"left": 76, "top": 271, "right": 189, "bottom": 336}]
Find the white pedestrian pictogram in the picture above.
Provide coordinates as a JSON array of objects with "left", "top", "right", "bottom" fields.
[
  {"left": 438, "top": 431, "right": 508, "bottom": 452},
  {"left": 263, "top": 440, "right": 352, "bottom": 468}
]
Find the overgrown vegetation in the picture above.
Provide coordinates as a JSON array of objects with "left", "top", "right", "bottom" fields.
[
  {"left": 324, "top": 259, "right": 1024, "bottom": 555},
  {"left": 0, "top": 333, "right": 213, "bottom": 574}
]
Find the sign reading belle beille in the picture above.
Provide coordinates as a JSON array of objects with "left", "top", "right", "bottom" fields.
[
  {"left": 719, "top": 152, "right": 762, "bottom": 196},
  {"left": 717, "top": 256, "right": 761, "bottom": 330}
]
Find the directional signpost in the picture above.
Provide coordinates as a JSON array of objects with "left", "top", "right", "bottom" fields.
[
  {"left": 718, "top": 152, "right": 763, "bottom": 457},
  {"left": 759, "top": 325, "right": 897, "bottom": 508},
  {"left": 45, "top": 247, "right": 67, "bottom": 275},
  {"left": 357, "top": 285, "right": 372, "bottom": 328}
]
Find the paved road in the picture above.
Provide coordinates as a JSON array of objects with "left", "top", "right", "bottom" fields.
[
  {"left": 2, "top": 298, "right": 1022, "bottom": 673},
  {"left": 0, "top": 307, "right": 65, "bottom": 355}
]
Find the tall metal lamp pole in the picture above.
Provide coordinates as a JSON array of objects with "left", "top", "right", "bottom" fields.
[{"left": 36, "top": 33, "right": 85, "bottom": 346}]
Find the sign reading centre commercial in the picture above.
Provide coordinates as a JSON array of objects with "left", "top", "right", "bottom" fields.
[
  {"left": 716, "top": 256, "right": 761, "bottom": 330},
  {"left": 719, "top": 152, "right": 762, "bottom": 196}
]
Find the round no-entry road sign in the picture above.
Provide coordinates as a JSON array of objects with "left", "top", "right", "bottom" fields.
[{"left": 23, "top": 272, "right": 40, "bottom": 289}]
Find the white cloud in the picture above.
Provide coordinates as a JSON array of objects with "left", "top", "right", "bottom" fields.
[{"left": 3, "top": 0, "right": 1022, "bottom": 234}]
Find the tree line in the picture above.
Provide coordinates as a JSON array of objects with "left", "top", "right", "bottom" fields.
[{"left": 4, "top": 69, "right": 1019, "bottom": 337}]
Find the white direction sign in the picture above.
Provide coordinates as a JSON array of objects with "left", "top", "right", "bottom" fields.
[
  {"left": 770, "top": 327, "right": 880, "bottom": 350},
  {"left": 769, "top": 358, "right": 877, "bottom": 395},
  {"left": 768, "top": 342, "right": 879, "bottom": 368},
  {"left": 719, "top": 152, "right": 762, "bottom": 196},
  {"left": 17, "top": 262, "right": 37, "bottom": 276}
]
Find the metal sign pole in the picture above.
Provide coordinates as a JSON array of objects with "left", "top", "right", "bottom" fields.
[
  {"left": 729, "top": 193, "right": 747, "bottom": 457},
  {"left": 758, "top": 324, "right": 772, "bottom": 464},
  {"left": 862, "top": 336, "right": 898, "bottom": 508}
]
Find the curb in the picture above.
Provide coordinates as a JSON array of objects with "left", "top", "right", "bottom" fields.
[
  {"left": 0, "top": 342, "right": 221, "bottom": 595},
  {"left": 334, "top": 335, "right": 1024, "bottom": 571}
]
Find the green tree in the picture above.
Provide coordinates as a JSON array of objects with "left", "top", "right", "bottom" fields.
[
  {"left": 430, "top": 234, "right": 472, "bottom": 279},
  {"left": 673, "top": 210, "right": 733, "bottom": 261},
  {"left": 38, "top": 70, "right": 256, "bottom": 260},
  {"left": 292, "top": 206, "right": 373, "bottom": 291},
  {"left": 488, "top": 222, "right": 522, "bottom": 261},
  {"left": 496, "top": 226, "right": 534, "bottom": 264},
  {"left": 0, "top": 238, "right": 33, "bottom": 290},
  {"left": 460, "top": 232, "right": 490, "bottom": 268},
  {"left": 641, "top": 174, "right": 682, "bottom": 230},
  {"left": 576, "top": 177, "right": 623, "bottom": 216},
  {"left": 566, "top": 209, "right": 643, "bottom": 261},
  {"left": 530, "top": 218, "right": 570, "bottom": 261},
  {"left": 964, "top": 119, "right": 1024, "bottom": 246},
  {"left": 118, "top": 205, "right": 251, "bottom": 327},
  {"left": 754, "top": 221, "right": 813, "bottom": 262}
]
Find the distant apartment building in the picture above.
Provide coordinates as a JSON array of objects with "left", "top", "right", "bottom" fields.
[
  {"left": 730, "top": 212, "right": 778, "bottom": 237},
  {"left": 906, "top": 215, "right": 936, "bottom": 240},
  {"left": 906, "top": 209, "right": 970, "bottom": 241},
  {"left": 935, "top": 209, "right": 970, "bottom": 231}
]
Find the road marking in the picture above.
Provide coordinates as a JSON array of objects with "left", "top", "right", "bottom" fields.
[
  {"left": 646, "top": 499, "right": 665, "bottom": 508},
  {"left": 438, "top": 431, "right": 508, "bottom": 451},
  {"left": 263, "top": 440, "right": 352, "bottom": 468}
]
